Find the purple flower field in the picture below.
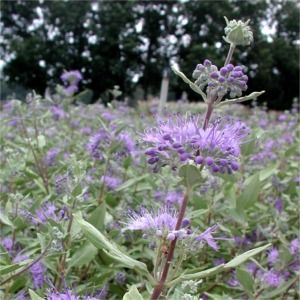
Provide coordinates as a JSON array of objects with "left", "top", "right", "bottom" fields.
[{"left": 0, "top": 97, "right": 299, "bottom": 299}]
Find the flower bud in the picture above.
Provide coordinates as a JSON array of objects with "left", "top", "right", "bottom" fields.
[{"left": 223, "top": 17, "right": 253, "bottom": 46}]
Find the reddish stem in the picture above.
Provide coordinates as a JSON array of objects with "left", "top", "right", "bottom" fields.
[{"left": 150, "top": 192, "right": 189, "bottom": 300}]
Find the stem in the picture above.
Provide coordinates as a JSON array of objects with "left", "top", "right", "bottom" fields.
[
  {"left": 203, "top": 101, "right": 214, "bottom": 130},
  {"left": 98, "top": 156, "right": 110, "bottom": 204},
  {"left": 224, "top": 43, "right": 236, "bottom": 66},
  {"left": 150, "top": 190, "right": 190, "bottom": 300},
  {"left": 54, "top": 198, "right": 77, "bottom": 289}
]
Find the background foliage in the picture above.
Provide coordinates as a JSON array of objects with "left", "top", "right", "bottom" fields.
[{"left": 1, "top": 0, "right": 299, "bottom": 109}]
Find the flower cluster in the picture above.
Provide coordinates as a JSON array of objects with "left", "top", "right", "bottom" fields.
[
  {"left": 86, "top": 127, "right": 136, "bottom": 161},
  {"left": 124, "top": 207, "right": 221, "bottom": 251},
  {"left": 192, "top": 59, "right": 248, "bottom": 98},
  {"left": 143, "top": 115, "right": 250, "bottom": 173},
  {"left": 60, "top": 70, "right": 82, "bottom": 96}
]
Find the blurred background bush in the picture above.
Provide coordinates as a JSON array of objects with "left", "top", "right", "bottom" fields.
[{"left": 0, "top": 0, "right": 299, "bottom": 110}]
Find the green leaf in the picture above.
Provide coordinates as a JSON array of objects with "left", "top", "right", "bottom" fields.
[
  {"left": 175, "top": 244, "right": 270, "bottom": 286},
  {"left": 74, "top": 214, "right": 150, "bottom": 276},
  {"left": 217, "top": 91, "right": 265, "bottom": 107},
  {"left": 29, "top": 289, "right": 44, "bottom": 300},
  {"left": 236, "top": 268, "right": 254, "bottom": 293},
  {"left": 37, "top": 135, "right": 46, "bottom": 148},
  {"left": 179, "top": 165, "right": 202, "bottom": 188},
  {"left": 115, "top": 174, "right": 149, "bottom": 192},
  {"left": 224, "top": 244, "right": 271, "bottom": 269},
  {"left": 171, "top": 66, "right": 207, "bottom": 101},
  {"left": 259, "top": 163, "right": 278, "bottom": 181},
  {"left": 88, "top": 203, "right": 106, "bottom": 231},
  {"left": 236, "top": 173, "right": 260, "bottom": 210},
  {"left": 180, "top": 264, "right": 224, "bottom": 281},
  {"left": 205, "top": 292, "right": 230, "bottom": 300},
  {"left": 0, "top": 260, "right": 32, "bottom": 276},
  {"left": 68, "top": 242, "right": 98, "bottom": 269},
  {"left": 123, "top": 285, "right": 144, "bottom": 300},
  {"left": 0, "top": 211, "right": 14, "bottom": 227}
]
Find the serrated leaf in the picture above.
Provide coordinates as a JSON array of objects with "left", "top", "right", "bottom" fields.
[{"left": 123, "top": 285, "right": 144, "bottom": 300}]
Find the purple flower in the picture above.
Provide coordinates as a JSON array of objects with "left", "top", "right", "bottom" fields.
[
  {"left": 35, "top": 202, "right": 57, "bottom": 224},
  {"left": 195, "top": 225, "right": 219, "bottom": 250},
  {"left": 50, "top": 105, "right": 66, "bottom": 121},
  {"left": 64, "top": 84, "right": 78, "bottom": 96},
  {"left": 101, "top": 175, "right": 122, "bottom": 190},
  {"left": 227, "top": 271, "right": 240, "bottom": 287},
  {"left": 262, "top": 270, "right": 283, "bottom": 287},
  {"left": 30, "top": 261, "right": 44, "bottom": 289},
  {"left": 124, "top": 207, "right": 188, "bottom": 240},
  {"left": 142, "top": 115, "right": 249, "bottom": 173},
  {"left": 290, "top": 239, "right": 300, "bottom": 255},
  {"left": 94, "top": 284, "right": 109, "bottom": 299},
  {"left": 267, "top": 247, "right": 279, "bottom": 264},
  {"left": 119, "top": 133, "right": 135, "bottom": 153},
  {"left": 60, "top": 70, "right": 82, "bottom": 85},
  {"left": 44, "top": 148, "right": 60, "bottom": 166},
  {"left": 165, "top": 190, "right": 183, "bottom": 205},
  {"left": 114, "top": 272, "right": 126, "bottom": 285},
  {"left": 86, "top": 130, "right": 108, "bottom": 160},
  {"left": 274, "top": 198, "right": 283, "bottom": 213},
  {"left": 47, "top": 290, "right": 79, "bottom": 300},
  {"left": 246, "top": 262, "right": 258, "bottom": 275},
  {"left": 80, "top": 127, "right": 92, "bottom": 135},
  {"left": 54, "top": 174, "right": 68, "bottom": 195},
  {"left": 16, "top": 290, "right": 27, "bottom": 300},
  {"left": 213, "top": 258, "right": 225, "bottom": 266},
  {"left": 1, "top": 237, "right": 13, "bottom": 253}
]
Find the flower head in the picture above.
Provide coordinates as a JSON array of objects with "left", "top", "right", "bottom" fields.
[
  {"left": 44, "top": 148, "right": 60, "bottom": 166},
  {"left": 101, "top": 175, "right": 122, "bottom": 190},
  {"left": 267, "top": 247, "right": 279, "bottom": 265},
  {"left": 192, "top": 61, "right": 248, "bottom": 98},
  {"left": 143, "top": 115, "right": 249, "bottom": 173},
  {"left": 262, "top": 270, "right": 283, "bottom": 287},
  {"left": 290, "top": 238, "right": 300, "bottom": 255},
  {"left": 124, "top": 207, "right": 181, "bottom": 240},
  {"left": 60, "top": 70, "right": 82, "bottom": 86},
  {"left": 50, "top": 105, "right": 66, "bottom": 121}
]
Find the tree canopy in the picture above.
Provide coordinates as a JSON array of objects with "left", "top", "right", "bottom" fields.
[{"left": 1, "top": 0, "right": 299, "bottom": 110}]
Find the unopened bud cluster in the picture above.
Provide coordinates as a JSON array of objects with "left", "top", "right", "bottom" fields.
[
  {"left": 224, "top": 18, "right": 253, "bottom": 46},
  {"left": 192, "top": 59, "right": 248, "bottom": 98}
]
